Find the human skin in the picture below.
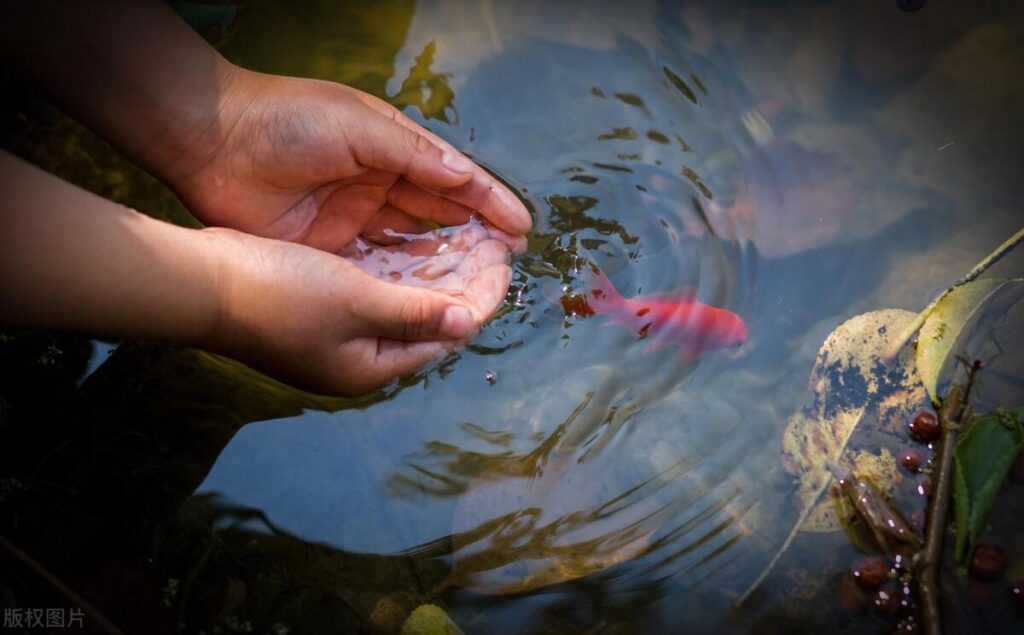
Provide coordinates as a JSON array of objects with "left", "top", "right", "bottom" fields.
[
  {"left": 0, "top": 1, "right": 531, "bottom": 250},
  {"left": 0, "top": 152, "right": 514, "bottom": 396},
  {"left": 0, "top": 1, "right": 532, "bottom": 396}
]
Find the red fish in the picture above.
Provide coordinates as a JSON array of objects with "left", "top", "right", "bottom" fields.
[{"left": 559, "top": 264, "right": 748, "bottom": 362}]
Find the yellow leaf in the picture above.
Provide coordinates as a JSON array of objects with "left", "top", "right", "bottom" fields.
[
  {"left": 739, "top": 308, "right": 923, "bottom": 605},
  {"left": 780, "top": 309, "right": 920, "bottom": 525},
  {"left": 917, "top": 278, "right": 1024, "bottom": 403}
]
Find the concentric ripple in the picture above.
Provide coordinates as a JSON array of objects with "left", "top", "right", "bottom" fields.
[{"left": 382, "top": 6, "right": 775, "bottom": 610}]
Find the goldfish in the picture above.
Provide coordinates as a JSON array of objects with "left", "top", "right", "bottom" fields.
[{"left": 558, "top": 263, "right": 748, "bottom": 362}]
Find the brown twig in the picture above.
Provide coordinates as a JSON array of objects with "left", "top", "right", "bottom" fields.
[
  {"left": 918, "top": 359, "right": 981, "bottom": 635},
  {"left": 830, "top": 465, "right": 922, "bottom": 555},
  {"left": 0, "top": 533, "right": 126, "bottom": 635}
]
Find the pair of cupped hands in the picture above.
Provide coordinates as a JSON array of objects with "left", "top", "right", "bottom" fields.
[{"left": 157, "top": 70, "right": 531, "bottom": 396}]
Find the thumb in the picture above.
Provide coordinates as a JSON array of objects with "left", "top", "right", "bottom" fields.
[
  {"left": 347, "top": 107, "right": 477, "bottom": 190},
  {"left": 351, "top": 277, "right": 479, "bottom": 342}
]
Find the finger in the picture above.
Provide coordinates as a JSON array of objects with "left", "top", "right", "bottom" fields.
[
  {"left": 434, "top": 177, "right": 533, "bottom": 237},
  {"left": 351, "top": 276, "right": 481, "bottom": 342},
  {"left": 354, "top": 91, "right": 463, "bottom": 154},
  {"left": 332, "top": 338, "right": 451, "bottom": 396},
  {"left": 387, "top": 179, "right": 475, "bottom": 226},
  {"left": 353, "top": 94, "right": 533, "bottom": 236},
  {"left": 460, "top": 262, "right": 513, "bottom": 321},
  {"left": 346, "top": 106, "right": 477, "bottom": 192},
  {"left": 372, "top": 339, "right": 455, "bottom": 378},
  {"left": 457, "top": 239, "right": 513, "bottom": 279},
  {"left": 299, "top": 181, "right": 392, "bottom": 252},
  {"left": 481, "top": 219, "right": 529, "bottom": 254},
  {"left": 424, "top": 239, "right": 512, "bottom": 293}
]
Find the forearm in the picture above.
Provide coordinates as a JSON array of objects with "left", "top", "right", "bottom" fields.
[
  {"left": 0, "top": 0, "right": 239, "bottom": 179},
  {"left": 0, "top": 151, "right": 224, "bottom": 344}
]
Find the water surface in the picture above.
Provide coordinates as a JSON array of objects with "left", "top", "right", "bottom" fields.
[{"left": 3, "top": 1, "right": 1023, "bottom": 633}]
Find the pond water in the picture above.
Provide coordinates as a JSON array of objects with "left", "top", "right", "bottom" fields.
[{"left": 3, "top": 1, "right": 1024, "bottom": 634}]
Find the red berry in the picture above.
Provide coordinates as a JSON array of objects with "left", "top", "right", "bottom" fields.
[
  {"left": 851, "top": 556, "right": 890, "bottom": 590},
  {"left": 908, "top": 411, "right": 940, "bottom": 442},
  {"left": 901, "top": 449, "right": 923, "bottom": 472},
  {"left": 917, "top": 477, "right": 933, "bottom": 497},
  {"left": 968, "top": 544, "right": 1005, "bottom": 581}
]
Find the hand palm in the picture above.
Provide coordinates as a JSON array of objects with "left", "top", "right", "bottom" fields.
[
  {"left": 160, "top": 74, "right": 530, "bottom": 395},
  {"left": 170, "top": 76, "right": 529, "bottom": 254}
]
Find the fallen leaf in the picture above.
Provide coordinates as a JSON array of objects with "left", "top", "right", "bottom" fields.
[
  {"left": 781, "top": 309, "right": 920, "bottom": 527},
  {"left": 740, "top": 308, "right": 922, "bottom": 605},
  {"left": 953, "top": 407, "right": 1024, "bottom": 562},
  {"left": 882, "top": 227, "right": 1024, "bottom": 363},
  {"left": 917, "top": 279, "right": 1024, "bottom": 403}
]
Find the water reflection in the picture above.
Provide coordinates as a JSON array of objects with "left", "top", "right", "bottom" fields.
[
  {"left": 390, "top": 367, "right": 761, "bottom": 598},
  {"left": 5, "top": 0, "right": 1024, "bottom": 633},
  {"left": 206, "top": 0, "right": 901, "bottom": 619}
]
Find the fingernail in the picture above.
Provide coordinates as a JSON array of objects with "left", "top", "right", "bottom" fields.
[
  {"left": 442, "top": 151, "right": 476, "bottom": 175},
  {"left": 441, "top": 305, "right": 474, "bottom": 338}
]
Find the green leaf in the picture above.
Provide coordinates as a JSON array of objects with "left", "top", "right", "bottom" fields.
[
  {"left": 917, "top": 279, "right": 1024, "bottom": 403},
  {"left": 953, "top": 408, "right": 1024, "bottom": 561}
]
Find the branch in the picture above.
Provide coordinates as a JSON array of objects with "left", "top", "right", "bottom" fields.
[{"left": 918, "top": 358, "right": 981, "bottom": 635}]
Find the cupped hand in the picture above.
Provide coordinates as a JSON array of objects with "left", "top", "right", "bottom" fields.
[
  {"left": 159, "top": 68, "right": 531, "bottom": 253},
  {"left": 203, "top": 220, "right": 513, "bottom": 397}
]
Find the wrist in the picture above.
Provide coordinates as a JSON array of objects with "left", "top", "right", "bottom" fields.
[
  {"left": 188, "top": 226, "right": 307, "bottom": 365},
  {"left": 139, "top": 59, "right": 251, "bottom": 184},
  {"left": 117, "top": 212, "right": 231, "bottom": 346},
  {"left": 190, "top": 226, "right": 253, "bottom": 356}
]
